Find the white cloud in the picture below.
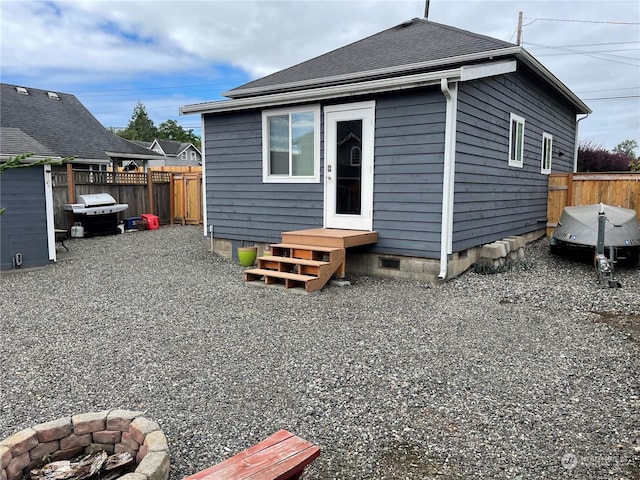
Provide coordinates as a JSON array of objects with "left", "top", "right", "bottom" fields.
[{"left": 1, "top": 0, "right": 638, "bottom": 148}]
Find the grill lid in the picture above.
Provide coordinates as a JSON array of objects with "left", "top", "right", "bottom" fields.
[{"left": 76, "top": 193, "right": 117, "bottom": 207}]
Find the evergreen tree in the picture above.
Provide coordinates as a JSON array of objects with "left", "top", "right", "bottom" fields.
[{"left": 118, "top": 101, "right": 158, "bottom": 141}]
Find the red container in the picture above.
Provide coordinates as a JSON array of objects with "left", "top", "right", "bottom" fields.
[{"left": 141, "top": 213, "right": 159, "bottom": 230}]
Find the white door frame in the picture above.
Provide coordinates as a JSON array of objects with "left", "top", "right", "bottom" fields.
[{"left": 323, "top": 101, "right": 375, "bottom": 231}]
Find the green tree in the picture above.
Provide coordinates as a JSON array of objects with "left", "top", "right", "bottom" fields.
[
  {"left": 612, "top": 139, "right": 639, "bottom": 171},
  {"left": 117, "top": 101, "right": 158, "bottom": 141},
  {"left": 157, "top": 119, "right": 201, "bottom": 147},
  {"left": 612, "top": 139, "right": 638, "bottom": 159}
]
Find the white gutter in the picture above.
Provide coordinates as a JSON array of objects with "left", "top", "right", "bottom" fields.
[
  {"left": 222, "top": 46, "right": 590, "bottom": 115},
  {"left": 438, "top": 78, "right": 458, "bottom": 280},
  {"left": 573, "top": 113, "right": 590, "bottom": 173},
  {"left": 181, "top": 68, "right": 463, "bottom": 115},
  {"left": 225, "top": 47, "right": 520, "bottom": 98}
]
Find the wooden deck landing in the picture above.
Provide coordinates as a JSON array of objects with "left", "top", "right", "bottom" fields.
[{"left": 281, "top": 228, "right": 378, "bottom": 249}]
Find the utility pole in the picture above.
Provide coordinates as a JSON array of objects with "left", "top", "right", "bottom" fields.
[
  {"left": 516, "top": 11, "right": 523, "bottom": 45},
  {"left": 424, "top": 0, "right": 430, "bottom": 19}
]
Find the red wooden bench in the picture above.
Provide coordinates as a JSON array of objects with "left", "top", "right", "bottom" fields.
[{"left": 182, "top": 430, "right": 320, "bottom": 480}]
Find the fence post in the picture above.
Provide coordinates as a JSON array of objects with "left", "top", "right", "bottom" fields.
[
  {"left": 566, "top": 173, "right": 574, "bottom": 206},
  {"left": 147, "top": 171, "right": 154, "bottom": 215},
  {"left": 66, "top": 163, "right": 75, "bottom": 203},
  {"left": 169, "top": 173, "right": 175, "bottom": 225}
]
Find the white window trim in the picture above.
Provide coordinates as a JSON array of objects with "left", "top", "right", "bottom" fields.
[
  {"left": 190, "top": 151, "right": 196, "bottom": 161},
  {"left": 508, "top": 113, "right": 525, "bottom": 168},
  {"left": 541, "top": 132, "right": 553, "bottom": 174},
  {"left": 181, "top": 151, "right": 187, "bottom": 160},
  {"left": 262, "top": 104, "right": 321, "bottom": 183}
]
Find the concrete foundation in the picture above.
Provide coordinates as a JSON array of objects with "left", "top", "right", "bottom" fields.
[{"left": 208, "top": 229, "right": 545, "bottom": 282}]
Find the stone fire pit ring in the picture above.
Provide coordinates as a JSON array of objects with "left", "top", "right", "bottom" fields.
[{"left": 0, "top": 410, "right": 170, "bottom": 480}]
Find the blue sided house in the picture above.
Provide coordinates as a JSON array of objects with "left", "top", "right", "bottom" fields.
[{"left": 181, "top": 18, "right": 590, "bottom": 291}]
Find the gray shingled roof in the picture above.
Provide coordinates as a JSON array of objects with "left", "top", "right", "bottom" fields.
[
  {"left": 0, "top": 83, "right": 160, "bottom": 162},
  {"left": 155, "top": 139, "right": 190, "bottom": 156},
  {"left": 0, "top": 126, "right": 58, "bottom": 157},
  {"left": 227, "top": 18, "right": 515, "bottom": 97}
]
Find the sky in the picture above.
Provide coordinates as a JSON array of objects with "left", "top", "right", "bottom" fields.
[{"left": 1, "top": 0, "right": 638, "bottom": 151}]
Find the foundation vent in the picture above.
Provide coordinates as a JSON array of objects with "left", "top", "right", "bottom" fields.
[{"left": 379, "top": 257, "right": 401, "bottom": 270}]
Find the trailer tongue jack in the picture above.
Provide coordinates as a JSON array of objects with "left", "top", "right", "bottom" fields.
[{"left": 595, "top": 204, "right": 622, "bottom": 288}]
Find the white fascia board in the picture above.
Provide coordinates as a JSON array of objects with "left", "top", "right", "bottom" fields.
[
  {"left": 460, "top": 60, "right": 517, "bottom": 81},
  {"left": 224, "top": 47, "right": 520, "bottom": 98},
  {"left": 181, "top": 67, "right": 463, "bottom": 115},
  {"left": 66, "top": 157, "right": 112, "bottom": 165},
  {"left": 105, "top": 152, "right": 164, "bottom": 160}
]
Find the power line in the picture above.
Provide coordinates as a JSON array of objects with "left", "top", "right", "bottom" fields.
[
  {"left": 576, "top": 87, "right": 640, "bottom": 94},
  {"left": 524, "top": 17, "right": 640, "bottom": 25},
  {"left": 582, "top": 95, "right": 640, "bottom": 101},
  {"left": 524, "top": 41, "right": 640, "bottom": 66}
]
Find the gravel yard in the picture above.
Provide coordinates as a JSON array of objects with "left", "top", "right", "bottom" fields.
[{"left": 1, "top": 225, "right": 639, "bottom": 480}]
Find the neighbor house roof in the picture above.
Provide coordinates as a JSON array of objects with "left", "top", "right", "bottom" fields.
[
  {"left": 0, "top": 83, "right": 162, "bottom": 164},
  {"left": 150, "top": 138, "right": 201, "bottom": 157},
  {"left": 182, "top": 18, "right": 589, "bottom": 116}
]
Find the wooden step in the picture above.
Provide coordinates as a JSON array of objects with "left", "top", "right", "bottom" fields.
[
  {"left": 244, "top": 268, "right": 322, "bottom": 291},
  {"left": 269, "top": 243, "right": 343, "bottom": 253},
  {"left": 244, "top": 268, "right": 317, "bottom": 282},
  {"left": 281, "top": 229, "right": 378, "bottom": 248},
  {"left": 260, "top": 256, "right": 330, "bottom": 267}
]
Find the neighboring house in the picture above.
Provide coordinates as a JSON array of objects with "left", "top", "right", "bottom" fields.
[
  {"left": 181, "top": 18, "right": 591, "bottom": 281},
  {"left": 0, "top": 83, "right": 162, "bottom": 271},
  {"left": 147, "top": 139, "right": 202, "bottom": 168}
]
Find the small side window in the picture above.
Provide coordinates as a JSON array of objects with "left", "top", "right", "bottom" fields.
[
  {"left": 541, "top": 133, "right": 553, "bottom": 174},
  {"left": 508, "top": 113, "right": 525, "bottom": 168}
]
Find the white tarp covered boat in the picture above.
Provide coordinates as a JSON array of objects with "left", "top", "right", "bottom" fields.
[{"left": 551, "top": 203, "right": 640, "bottom": 262}]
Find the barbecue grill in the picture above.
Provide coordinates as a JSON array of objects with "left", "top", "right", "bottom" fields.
[{"left": 63, "top": 193, "right": 128, "bottom": 236}]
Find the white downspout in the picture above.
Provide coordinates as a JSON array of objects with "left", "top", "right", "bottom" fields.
[
  {"left": 438, "top": 78, "right": 458, "bottom": 279},
  {"left": 44, "top": 164, "right": 56, "bottom": 262},
  {"left": 200, "top": 114, "right": 208, "bottom": 239},
  {"left": 573, "top": 113, "right": 590, "bottom": 173}
]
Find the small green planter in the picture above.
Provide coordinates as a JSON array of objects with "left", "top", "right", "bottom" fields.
[{"left": 237, "top": 246, "right": 258, "bottom": 266}]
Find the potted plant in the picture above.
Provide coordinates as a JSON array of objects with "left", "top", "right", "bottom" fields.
[{"left": 237, "top": 246, "right": 258, "bottom": 266}]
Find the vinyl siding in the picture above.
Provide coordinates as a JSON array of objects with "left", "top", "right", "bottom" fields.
[
  {"left": 204, "top": 109, "right": 324, "bottom": 244},
  {"left": 453, "top": 68, "right": 577, "bottom": 251},
  {"left": 0, "top": 167, "right": 50, "bottom": 270},
  {"left": 371, "top": 89, "right": 446, "bottom": 258}
]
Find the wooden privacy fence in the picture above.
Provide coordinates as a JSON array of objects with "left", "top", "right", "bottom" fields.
[
  {"left": 53, "top": 165, "right": 203, "bottom": 231},
  {"left": 547, "top": 172, "right": 640, "bottom": 235}
]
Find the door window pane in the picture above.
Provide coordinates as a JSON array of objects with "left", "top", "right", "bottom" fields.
[{"left": 336, "top": 120, "right": 362, "bottom": 215}]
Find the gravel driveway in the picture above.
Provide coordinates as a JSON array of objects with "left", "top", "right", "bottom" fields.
[{"left": 1, "top": 225, "right": 638, "bottom": 479}]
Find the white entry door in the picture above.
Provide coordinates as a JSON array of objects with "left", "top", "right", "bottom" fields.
[{"left": 324, "top": 101, "right": 375, "bottom": 231}]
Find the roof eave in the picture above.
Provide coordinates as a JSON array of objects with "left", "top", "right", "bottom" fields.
[
  {"left": 224, "top": 47, "right": 521, "bottom": 99},
  {"left": 105, "top": 152, "right": 164, "bottom": 161},
  {"left": 181, "top": 67, "right": 464, "bottom": 115}
]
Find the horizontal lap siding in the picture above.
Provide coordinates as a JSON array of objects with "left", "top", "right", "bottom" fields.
[
  {"left": 372, "top": 90, "right": 446, "bottom": 258},
  {"left": 453, "top": 70, "right": 577, "bottom": 250},
  {"left": 0, "top": 167, "right": 49, "bottom": 270},
  {"left": 204, "top": 110, "right": 323, "bottom": 244}
]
